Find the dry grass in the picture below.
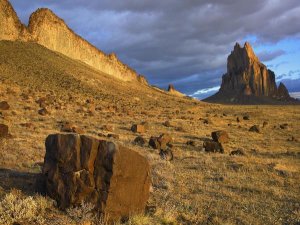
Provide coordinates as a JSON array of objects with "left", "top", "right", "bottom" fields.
[{"left": 0, "top": 40, "right": 299, "bottom": 224}]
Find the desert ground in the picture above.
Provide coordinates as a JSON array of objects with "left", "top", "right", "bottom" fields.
[{"left": 0, "top": 41, "right": 300, "bottom": 225}]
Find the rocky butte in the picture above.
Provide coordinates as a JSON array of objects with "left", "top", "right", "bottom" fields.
[
  {"left": 205, "top": 42, "right": 295, "bottom": 104},
  {"left": 0, "top": 0, "right": 147, "bottom": 82}
]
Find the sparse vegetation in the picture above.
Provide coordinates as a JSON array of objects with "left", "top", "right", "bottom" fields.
[{"left": 0, "top": 41, "right": 299, "bottom": 224}]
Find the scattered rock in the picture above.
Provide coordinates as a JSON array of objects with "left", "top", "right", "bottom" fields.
[
  {"left": 133, "top": 136, "right": 146, "bottom": 146},
  {"left": 20, "top": 123, "right": 34, "bottom": 129},
  {"left": 211, "top": 130, "right": 229, "bottom": 143},
  {"left": 175, "top": 126, "right": 185, "bottom": 132},
  {"left": 236, "top": 117, "right": 240, "bottom": 122},
  {"left": 149, "top": 136, "right": 160, "bottom": 149},
  {"left": 107, "top": 133, "right": 120, "bottom": 139},
  {"left": 249, "top": 125, "right": 260, "bottom": 133},
  {"left": 163, "top": 121, "right": 172, "bottom": 127},
  {"left": 0, "top": 101, "right": 10, "bottom": 110},
  {"left": 203, "top": 141, "right": 224, "bottom": 153},
  {"left": 102, "top": 125, "right": 114, "bottom": 132},
  {"left": 157, "top": 134, "right": 173, "bottom": 150},
  {"left": 131, "top": 124, "right": 146, "bottom": 133},
  {"left": 279, "top": 123, "right": 288, "bottom": 129},
  {"left": 159, "top": 149, "right": 173, "bottom": 161},
  {"left": 262, "top": 121, "right": 268, "bottom": 127},
  {"left": 287, "top": 136, "right": 298, "bottom": 142},
  {"left": 43, "top": 134, "right": 151, "bottom": 221},
  {"left": 0, "top": 124, "right": 9, "bottom": 137},
  {"left": 230, "top": 149, "right": 245, "bottom": 156},
  {"left": 38, "top": 108, "right": 49, "bottom": 116},
  {"left": 203, "top": 118, "right": 210, "bottom": 124},
  {"left": 186, "top": 140, "right": 196, "bottom": 146},
  {"left": 60, "top": 122, "right": 83, "bottom": 134},
  {"left": 243, "top": 115, "right": 250, "bottom": 120},
  {"left": 149, "top": 134, "right": 172, "bottom": 150}
]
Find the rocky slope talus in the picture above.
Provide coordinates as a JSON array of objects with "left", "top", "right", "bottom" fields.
[
  {"left": 0, "top": 0, "right": 140, "bottom": 82},
  {"left": 205, "top": 42, "right": 294, "bottom": 104}
]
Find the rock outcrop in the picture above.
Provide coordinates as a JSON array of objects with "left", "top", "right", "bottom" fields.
[
  {"left": 205, "top": 42, "right": 294, "bottom": 104},
  {"left": 168, "top": 84, "right": 185, "bottom": 97},
  {"left": 0, "top": 0, "right": 143, "bottom": 82},
  {"left": 43, "top": 133, "right": 151, "bottom": 221}
]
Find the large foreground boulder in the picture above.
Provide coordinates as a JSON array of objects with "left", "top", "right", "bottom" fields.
[{"left": 43, "top": 133, "right": 151, "bottom": 222}]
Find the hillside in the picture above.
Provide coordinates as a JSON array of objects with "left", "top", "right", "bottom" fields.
[
  {"left": 0, "top": 40, "right": 299, "bottom": 224},
  {"left": 0, "top": 0, "right": 140, "bottom": 81}
]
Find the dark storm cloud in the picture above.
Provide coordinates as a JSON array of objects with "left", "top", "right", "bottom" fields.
[
  {"left": 258, "top": 50, "right": 286, "bottom": 62},
  {"left": 10, "top": 0, "right": 300, "bottom": 95}
]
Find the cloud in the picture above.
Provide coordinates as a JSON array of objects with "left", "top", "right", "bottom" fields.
[
  {"left": 277, "top": 69, "right": 300, "bottom": 80},
  {"left": 258, "top": 50, "right": 286, "bottom": 62},
  {"left": 9, "top": 0, "right": 300, "bottom": 96},
  {"left": 277, "top": 78, "right": 300, "bottom": 92}
]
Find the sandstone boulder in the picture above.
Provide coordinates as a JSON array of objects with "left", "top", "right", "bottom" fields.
[
  {"left": 203, "top": 141, "right": 224, "bottom": 153},
  {"left": 0, "top": 101, "right": 10, "bottom": 110},
  {"left": 43, "top": 134, "right": 151, "bottom": 222},
  {"left": 0, "top": 124, "right": 9, "bottom": 137},
  {"left": 131, "top": 124, "right": 145, "bottom": 133},
  {"left": 149, "top": 134, "right": 173, "bottom": 150},
  {"left": 211, "top": 131, "right": 229, "bottom": 143}
]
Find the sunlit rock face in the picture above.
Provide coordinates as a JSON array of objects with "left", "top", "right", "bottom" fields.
[
  {"left": 220, "top": 42, "right": 278, "bottom": 97},
  {"left": 205, "top": 42, "right": 295, "bottom": 104},
  {"left": 0, "top": 0, "right": 140, "bottom": 82}
]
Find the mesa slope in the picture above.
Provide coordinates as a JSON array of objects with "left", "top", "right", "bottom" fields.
[{"left": 0, "top": 40, "right": 299, "bottom": 224}]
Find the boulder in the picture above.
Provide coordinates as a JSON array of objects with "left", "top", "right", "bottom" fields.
[
  {"left": 133, "top": 136, "right": 146, "bottom": 146},
  {"left": 149, "top": 134, "right": 173, "bottom": 150},
  {"left": 0, "top": 124, "right": 9, "bottom": 137},
  {"left": 203, "top": 141, "right": 224, "bottom": 153},
  {"left": 211, "top": 130, "right": 229, "bottom": 143},
  {"left": 159, "top": 149, "right": 173, "bottom": 161},
  {"left": 157, "top": 134, "right": 173, "bottom": 150},
  {"left": 131, "top": 124, "right": 145, "bottom": 133},
  {"left": 230, "top": 149, "right": 245, "bottom": 156},
  {"left": 149, "top": 136, "right": 160, "bottom": 149},
  {"left": 38, "top": 107, "right": 49, "bottom": 116},
  {"left": 43, "top": 134, "right": 151, "bottom": 222},
  {"left": 0, "top": 101, "right": 10, "bottom": 110},
  {"left": 249, "top": 125, "right": 260, "bottom": 133}
]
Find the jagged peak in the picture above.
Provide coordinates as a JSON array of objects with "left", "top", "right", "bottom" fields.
[
  {"left": 232, "top": 41, "right": 258, "bottom": 62},
  {"left": 28, "top": 7, "right": 66, "bottom": 31}
]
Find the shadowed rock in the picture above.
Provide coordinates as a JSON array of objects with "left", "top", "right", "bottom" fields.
[{"left": 43, "top": 133, "right": 151, "bottom": 222}]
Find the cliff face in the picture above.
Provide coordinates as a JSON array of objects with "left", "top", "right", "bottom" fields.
[
  {"left": 0, "top": 0, "right": 27, "bottom": 40},
  {"left": 0, "top": 0, "right": 139, "bottom": 82},
  {"left": 205, "top": 42, "right": 294, "bottom": 104},
  {"left": 220, "top": 42, "right": 278, "bottom": 97}
]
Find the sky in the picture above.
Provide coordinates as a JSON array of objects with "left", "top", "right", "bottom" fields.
[{"left": 10, "top": 0, "right": 300, "bottom": 99}]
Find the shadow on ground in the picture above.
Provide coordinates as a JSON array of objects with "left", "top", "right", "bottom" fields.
[{"left": 0, "top": 168, "right": 45, "bottom": 195}]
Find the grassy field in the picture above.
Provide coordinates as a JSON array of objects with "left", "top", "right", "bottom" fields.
[{"left": 0, "top": 40, "right": 299, "bottom": 225}]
